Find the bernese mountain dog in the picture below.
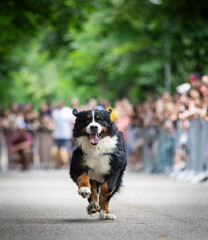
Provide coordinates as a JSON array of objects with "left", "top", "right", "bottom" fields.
[{"left": 70, "top": 108, "right": 127, "bottom": 220}]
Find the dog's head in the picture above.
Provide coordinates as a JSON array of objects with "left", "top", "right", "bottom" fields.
[{"left": 73, "top": 108, "right": 116, "bottom": 146}]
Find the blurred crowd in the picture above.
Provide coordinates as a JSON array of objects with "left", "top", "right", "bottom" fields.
[
  {"left": 124, "top": 73, "right": 208, "bottom": 182},
  {"left": 1, "top": 73, "right": 208, "bottom": 182}
]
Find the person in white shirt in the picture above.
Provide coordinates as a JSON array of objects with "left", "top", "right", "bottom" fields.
[{"left": 51, "top": 100, "right": 75, "bottom": 168}]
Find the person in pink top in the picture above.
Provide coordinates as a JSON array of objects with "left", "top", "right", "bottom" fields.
[{"left": 11, "top": 121, "right": 33, "bottom": 170}]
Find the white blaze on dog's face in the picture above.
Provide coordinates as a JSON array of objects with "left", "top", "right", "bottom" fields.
[
  {"left": 72, "top": 108, "right": 113, "bottom": 146},
  {"left": 86, "top": 111, "right": 102, "bottom": 145}
]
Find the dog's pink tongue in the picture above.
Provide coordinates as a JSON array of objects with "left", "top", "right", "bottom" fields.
[{"left": 89, "top": 133, "right": 99, "bottom": 145}]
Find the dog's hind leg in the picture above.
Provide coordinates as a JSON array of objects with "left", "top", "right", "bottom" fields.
[
  {"left": 87, "top": 180, "right": 100, "bottom": 215},
  {"left": 99, "top": 179, "right": 117, "bottom": 220}
]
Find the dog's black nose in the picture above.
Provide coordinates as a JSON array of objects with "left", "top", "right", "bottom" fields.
[{"left": 90, "top": 125, "right": 98, "bottom": 132}]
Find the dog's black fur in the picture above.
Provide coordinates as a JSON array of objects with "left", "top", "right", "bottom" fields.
[{"left": 70, "top": 108, "right": 127, "bottom": 220}]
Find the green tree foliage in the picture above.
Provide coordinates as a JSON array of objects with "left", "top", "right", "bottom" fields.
[{"left": 1, "top": 0, "right": 208, "bottom": 106}]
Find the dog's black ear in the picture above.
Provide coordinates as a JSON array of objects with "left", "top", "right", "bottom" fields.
[
  {"left": 73, "top": 109, "right": 79, "bottom": 117},
  {"left": 108, "top": 109, "right": 112, "bottom": 114}
]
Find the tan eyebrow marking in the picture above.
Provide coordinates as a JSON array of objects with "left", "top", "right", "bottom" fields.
[
  {"left": 87, "top": 115, "right": 91, "bottom": 118},
  {"left": 96, "top": 115, "right": 100, "bottom": 119}
]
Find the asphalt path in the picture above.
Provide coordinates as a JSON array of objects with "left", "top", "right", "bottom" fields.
[{"left": 0, "top": 170, "right": 208, "bottom": 240}]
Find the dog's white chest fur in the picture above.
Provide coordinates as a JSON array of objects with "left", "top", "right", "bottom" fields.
[
  {"left": 76, "top": 135, "right": 118, "bottom": 183},
  {"left": 86, "top": 155, "right": 111, "bottom": 183}
]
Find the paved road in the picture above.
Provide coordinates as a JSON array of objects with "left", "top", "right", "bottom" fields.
[{"left": 0, "top": 170, "right": 207, "bottom": 240}]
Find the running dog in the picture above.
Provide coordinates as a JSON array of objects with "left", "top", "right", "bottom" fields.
[{"left": 70, "top": 108, "right": 127, "bottom": 220}]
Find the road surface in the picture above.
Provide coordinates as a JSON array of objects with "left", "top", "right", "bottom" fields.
[{"left": 0, "top": 170, "right": 207, "bottom": 240}]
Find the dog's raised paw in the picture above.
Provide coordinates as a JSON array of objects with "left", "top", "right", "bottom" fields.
[
  {"left": 78, "top": 187, "right": 91, "bottom": 199},
  {"left": 99, "top": 210, "right": 116, "bottom": 220},
  {"left": 87, "top": 201, "right": 100, "bottom": 215}
]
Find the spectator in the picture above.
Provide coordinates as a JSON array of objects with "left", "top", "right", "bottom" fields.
[
  {"left": 24, "top": 103, "right": 39, "bottom": 134},
  {"left": 1, "top": 108, "right": 13, "bottom": 163},
  {"left": 51, "top": 100, "right": 75, "bottom": 168},
  {"left": 39, "top": 102, "right": 52, "bottom": 117},
  {"left": 187, "top": 72, "right": 201, "bottom": 86},
  {"left": 101, "top": 98, "right": 117, "bottom": 121},
  {"left": 71, "top": 98, "right": 80, "bottom": 111},
  {"left": 173, "top": 119, "right": 189, "bottom": 171},
  {"left": 115, "top": 99, "right": 133, "bottom": 141},
  {"left": 11, "top": 121, "right": 33, "bottom": 170},
  {"left": 87, "top": 98, "right": 97, "bottom": 110},
  {"left": 126, "top": 115, "right": 143, "bottom": 171},
  {"left": 38, "top": 110, "right": 54, "bottom": 168}
]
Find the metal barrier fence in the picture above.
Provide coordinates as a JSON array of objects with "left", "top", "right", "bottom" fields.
[
  {"left": 0, "top": 130, "right": 54, "bottom": 171},
  {"left": 128, "top": 117, "right": 208, "bottom": 175},
  {"left": 188, "top": 117, "right": 208, "bottom": 172},
  {"left": 0, "top": 117, "right": 208, "bottom": 175}
]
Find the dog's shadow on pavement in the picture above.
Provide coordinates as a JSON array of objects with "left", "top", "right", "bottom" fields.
[
  {"left": 57, "top": 218, "right": 101, "bottom": 224},
  {"left": 4, "top": 218, "right": 104, "bottom": 225},
  {"left": 35, "top": 218, "right": 102, "bottom": 224}
]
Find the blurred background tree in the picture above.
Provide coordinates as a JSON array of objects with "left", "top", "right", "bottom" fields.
[{"left": 1, "top": 0, "right": 208, "bottom": 106}]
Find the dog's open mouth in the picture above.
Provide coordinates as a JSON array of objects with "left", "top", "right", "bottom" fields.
[{"left": 86, "top": 132, "right": 103, "bottom": 145}]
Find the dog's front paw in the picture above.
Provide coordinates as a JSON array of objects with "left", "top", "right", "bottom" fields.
[
  {"left": 99, "top": 210, "right": 116, "bottom": 220},
  {"left": 78, "top": 187, "right": 91, "bottom": 199},
  {"left": 87, "top": 201, "right": 100, "bottom": 215}
]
